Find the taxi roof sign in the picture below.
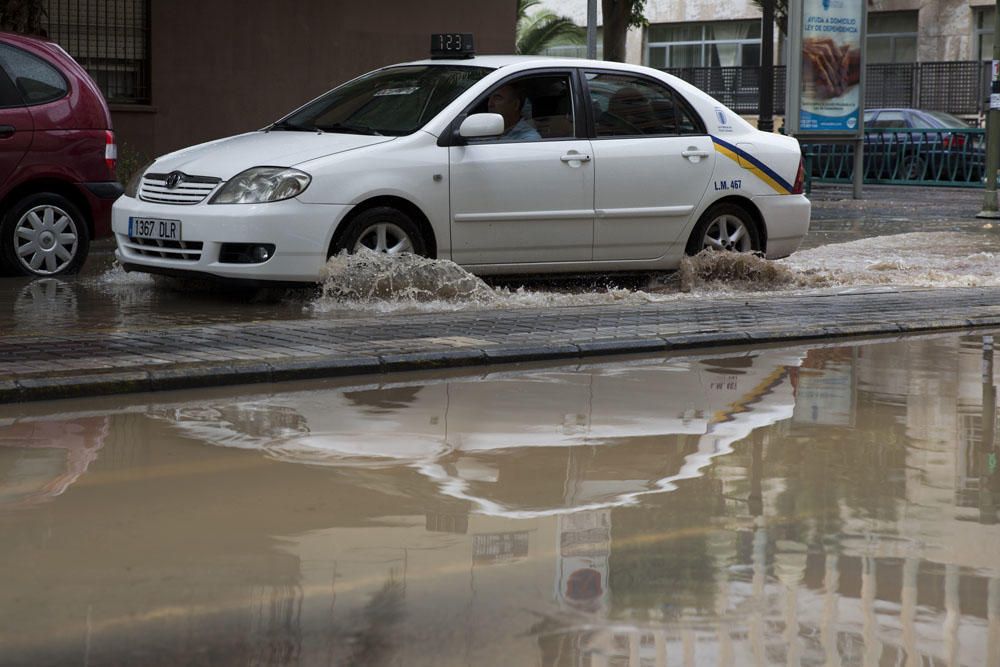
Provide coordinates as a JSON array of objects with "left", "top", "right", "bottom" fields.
[{"left": 431, "top": 33, "right": 474, "bottom": 59}]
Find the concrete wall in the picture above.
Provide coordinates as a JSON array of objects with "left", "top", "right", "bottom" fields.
[{"left": 111, "top": 0, "right": 515, "bottom": 162}]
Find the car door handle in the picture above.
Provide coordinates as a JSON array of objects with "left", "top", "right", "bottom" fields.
[
  {"left": 0, "top": 125, "right": 14, "bottom": 139},
  {"left": 560, "top": 153, "right": 591, "bottom": 162},
  {"left": 681, "top": 150, "right": 711, "bottom": 158}
]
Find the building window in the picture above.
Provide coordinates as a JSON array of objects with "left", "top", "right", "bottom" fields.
[
  {"left": 42, "top": 0, "right": 150, "bottom": 104},
  {"left": 647, "top": 20, "right": 761, "bottom": 69},
  {"left": 867, "top": 11, "right": 918, "bottom": 64},
  {"left": 978, "top": 7, "right": 995, "bottom": 61}
]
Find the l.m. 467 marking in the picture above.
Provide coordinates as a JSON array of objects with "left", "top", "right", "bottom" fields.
[{"left": 714, "top": 179, "right": 742, "bottom": 191}]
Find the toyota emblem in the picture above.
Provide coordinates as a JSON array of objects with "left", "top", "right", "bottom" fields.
[{"left": 165, "top": 172, "right": 184, "bottom": 189}]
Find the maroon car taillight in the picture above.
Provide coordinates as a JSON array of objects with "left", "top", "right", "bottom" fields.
[
  {"left": 791, "top": 156, "right": 805, "bottom": 194},
  {"left": 105, "top": 130, "right": 117, "bottom": 179}
]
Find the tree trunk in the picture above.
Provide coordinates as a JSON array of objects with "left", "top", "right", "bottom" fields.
[{"left": 601, "top": 0, "right": 630, "bottom": 62}]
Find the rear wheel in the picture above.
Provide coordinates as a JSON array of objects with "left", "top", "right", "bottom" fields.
[
  {"left": 900, "top": 153, "right": 927, "bottom": 181},
  {"left": 331, "top": 206, "right": 427, "bottom": 257},
  {"left": 0, "top": 193, "right": 90, "bottom": 277},
  {"left": 685, "top": 203, "right": 760, "bottom": 256}
]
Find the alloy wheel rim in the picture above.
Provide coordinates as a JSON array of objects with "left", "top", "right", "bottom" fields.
[
  {"left": 702, "top": 214, "right": 752, "bottom": 253},
  {"left": 13, "top": 205, "right": 79, "bottom": 275},
  {"left": 353, "top": 222, "right": 414, "bottom": 255}
]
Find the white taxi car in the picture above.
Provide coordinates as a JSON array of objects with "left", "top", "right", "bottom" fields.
[{"left": 113, "top": 37, "right": 809, "bottom": 283}]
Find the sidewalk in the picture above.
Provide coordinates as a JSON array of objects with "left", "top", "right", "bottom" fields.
[
  {"left": 3, "top": 184, "right": 998, "bottom": 404},
  {"left": 3, "top": 285, "right": 1000, "bottom": 403}
]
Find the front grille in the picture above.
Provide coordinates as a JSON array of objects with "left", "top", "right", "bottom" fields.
[
  {"left": 139, "top": 172, "right": 221, "bottom": 205},
  {"left": 120, "top": 235, "right": 203, "bottom": 261}
]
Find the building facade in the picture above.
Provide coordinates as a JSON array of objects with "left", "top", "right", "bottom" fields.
[
  {"left": 539, "top": 0, "right": 996, "bottom": 120},
  {"left": 541, "top": 0, "right": 996, "bottom": 66},
  {"left": 39, "top": 0, "right": 515, "bottom": 163}
]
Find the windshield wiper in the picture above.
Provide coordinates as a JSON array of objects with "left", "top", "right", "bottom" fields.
[
  {"left": 321, "top": 122, "right": 383, "bottom": 136},
  {"left": 269, "top": 119, "right": 315, "bottom": 132}
]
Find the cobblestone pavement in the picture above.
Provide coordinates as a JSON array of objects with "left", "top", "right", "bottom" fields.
[{"left": 3, "top": 285, "right": 1000, "bottom": 403}]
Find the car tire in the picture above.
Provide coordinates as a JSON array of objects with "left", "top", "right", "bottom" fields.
[
  {"left": 0, "top": 193, "right": 90, "bottom": 277},
  {"left": 900, "top": 154, "right": 926, "bottom": 181},
  {"left": 331, "top": 206, "right": 427, "bottom": 257},
  {"left": 685, "top": 203, "right": 761, "bottom": 256}
]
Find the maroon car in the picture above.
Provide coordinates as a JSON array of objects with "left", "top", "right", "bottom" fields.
[{"left": 0, "top": 31, "right": 121, "bottom": 277}]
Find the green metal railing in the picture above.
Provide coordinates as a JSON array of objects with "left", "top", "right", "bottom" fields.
[{"left": 804, "top": 128, "right": 987, "bottom": 188}]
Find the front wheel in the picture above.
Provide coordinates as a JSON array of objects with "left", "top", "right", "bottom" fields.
[
  {"left": 331, "top": 206, "right": 427, "bottom": 257},
  {"left": 899, "top": 153, "right": 927, "bottom": 181},
  {"left": 0, "top": 193, "right": 90, "bottom": 277},
  {"left": 685, "top": 203, "right": 760, "bottom": 256}
]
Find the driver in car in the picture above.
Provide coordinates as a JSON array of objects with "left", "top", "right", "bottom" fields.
[{"left": 487, "top": 83, "right": 541, "bottom": 141}]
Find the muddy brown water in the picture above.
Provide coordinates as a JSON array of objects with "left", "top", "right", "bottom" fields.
[{"left": 1, "top": 333, "right": 998, "bottom": 666}]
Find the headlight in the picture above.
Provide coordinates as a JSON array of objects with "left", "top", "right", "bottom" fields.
[
  {"left": 209, "top": 167, "right": 311, "bottom": 204},
  {"left": 123, "top": 159, "right": 155, "bottom": 198}
]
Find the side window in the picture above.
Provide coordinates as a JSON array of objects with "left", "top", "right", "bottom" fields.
[
  {"left": 587, "top": 72, "right": 702, "bottom": 138},
  {"left": 0, "top": 44, "right": 68, "bottom": 106},
  {"left": 467, "top": 73, "right": 576, "bottom": 143},
  {"left": 0, "top": 66, "right": 23, "bottom": 108},
  {"left": 677, "top": 101, "right": 700, "bottom": 134},
  {"left": 868, "top": 110, "right": 907, "bottom": 128}
]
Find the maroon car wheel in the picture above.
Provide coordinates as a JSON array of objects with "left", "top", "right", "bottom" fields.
[{"left": 0, "top": 193, "right": 90, "bottom": 277}]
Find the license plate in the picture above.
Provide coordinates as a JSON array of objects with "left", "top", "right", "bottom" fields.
[{"left": 128, "top": 217, "right": 181, "bottom": 242}]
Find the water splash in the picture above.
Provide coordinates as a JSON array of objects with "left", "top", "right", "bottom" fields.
[
  {"left": 311, "top": 250, "right": 675, "bottom": 313},
  {"left": 319, "top": 249, "right": 499, "bottom": 305},
  {"left": 780, "top": 231, "right": 1000, "bottom": 288},
  {"left": 678, "top": 250, "right": 809, "bottom": 292},
  {"left": 91, "top": 262, "right": 154, "bottom": 286}
]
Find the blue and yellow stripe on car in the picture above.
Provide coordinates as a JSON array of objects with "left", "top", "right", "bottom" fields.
[
  {"left": 709, "top": 365, "right": 791, "bottom": 425},
  {"left": 711, "top": 136, "right": 794, "bottom": 195}
]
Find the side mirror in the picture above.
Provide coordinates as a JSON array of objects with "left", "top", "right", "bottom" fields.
[{"left": 459, "top": 113, "right": 505, "bottom": 138}]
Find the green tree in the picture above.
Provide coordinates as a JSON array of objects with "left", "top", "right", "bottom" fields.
[
  {"left": 750, "top": 0, "right": 788, "bottom": 35},
  {"left": 602, "top": 0, "right": 647, "bottom": 63},
  {"left": 516, "top": 0, "right": 586, "bottom": 55},
  {"left": 0, "top": 0, "right": 47, "bottom": 36}
]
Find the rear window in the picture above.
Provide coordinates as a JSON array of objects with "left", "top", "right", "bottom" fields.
[
  {"left": 0, "top": 44, "right": 68, "bottom": 106},
  {"left": 924, "top": 111, "right": 970, "bottom": 128}
]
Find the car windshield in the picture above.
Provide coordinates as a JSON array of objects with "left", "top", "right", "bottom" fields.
[
  {"left": 923, "top": 110, "right": 969, "bottom": 128},
  {"left": 273, "top": 65, "right": 492, "bottom": 136}
]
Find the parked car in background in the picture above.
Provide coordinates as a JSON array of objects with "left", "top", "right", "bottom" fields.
[
  {"left": 863, "top": 108, "right": 983, "bottom": 181},
  {"left": 807, "top": 107, "right": 984, "bottom": 184},
  {"left": 0, "top": 31, "right": 121, "bottom": 277}
]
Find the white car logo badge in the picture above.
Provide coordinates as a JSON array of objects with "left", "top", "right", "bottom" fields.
[{"left": 165, "top": 172, "right": 184, "bottom": 189}]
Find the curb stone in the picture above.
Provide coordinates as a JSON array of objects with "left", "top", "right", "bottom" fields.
[{"left": 6, "top": 285, "right": 1000, "bottom": 403}]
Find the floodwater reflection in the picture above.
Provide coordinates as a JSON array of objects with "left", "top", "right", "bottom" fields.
[{"left": 1, "top": 334, "right": 999, "bottom": 666}]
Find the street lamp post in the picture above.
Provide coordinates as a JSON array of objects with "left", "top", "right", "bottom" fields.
[
  {"left": 978, "top": 0, "right": 1000, "bottom": 218},
  {"left": 587, "top": 0, "right": 597, "bottom": 59},
  {"left": 758, "top": 0, "right": 775, "bottom": 133}
]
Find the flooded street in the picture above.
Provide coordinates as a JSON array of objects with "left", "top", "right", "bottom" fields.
[
  {"left": 0, "top": 182, "right": 994, "bottom": 336},
  {"left": 5, "top": 209, "right": 1000, "bottom": 338},
  {"left": 2, "top": 333, "right": 998, "bottom": 666}
]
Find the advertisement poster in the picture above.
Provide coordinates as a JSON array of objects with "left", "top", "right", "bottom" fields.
[{"left": 799, "top": 0, "right": 863, "bottom": 132}]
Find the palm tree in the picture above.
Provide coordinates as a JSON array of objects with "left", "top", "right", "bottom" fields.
[{"left": 516, "top": 0, "right": 586, "bottom": 56}]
